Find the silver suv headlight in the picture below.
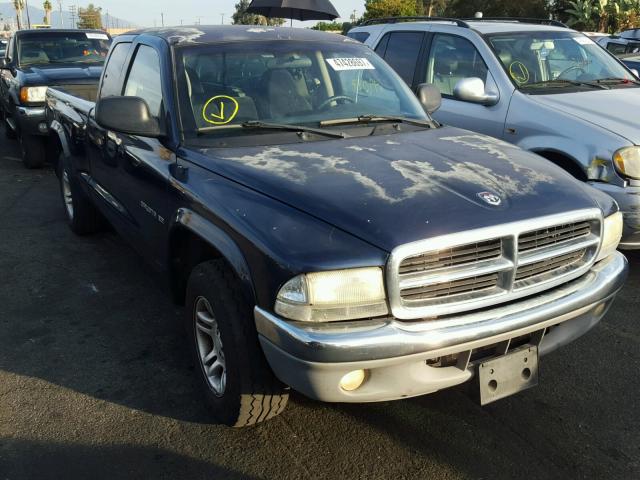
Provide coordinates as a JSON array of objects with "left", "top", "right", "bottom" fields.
[
  {"left": 275, "top": 267, "right": 388, "bottom": 322},
  {"left": 596, "top": 212, "right": 623, "bottom": 262},
  {"left": 613, "top": 146, "right": 640, "bottom": 180}
]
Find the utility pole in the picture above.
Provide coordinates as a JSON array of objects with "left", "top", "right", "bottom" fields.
[
  {"left": 24, "top": 0, "right": 31, "bottom": 29},
  {"left": 221, "top": 13, "right": 224, "bottom": 24},
  {"left": 56, "top": 0, "right": 63, "bottom": 27},
  {"left": 68, "top": 5, "right": 76, "bottom": 28},
  {"left": 160, "top": 12, "right": 164, "bottom": 27}
]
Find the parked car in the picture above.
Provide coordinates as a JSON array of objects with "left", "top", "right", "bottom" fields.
[
  {"left": 0, "top": 29, "right": 111, "bottom": 168},
  {"left": 351, "top": 17, "right": 640, "bottom": 249},
  {"left": 595, "top": 32, "right": 640, "bottom": 54},
  {"left": 619, "top": 52, "right": 640, "bottom": 72},
  {"left": 46, "top": 25, "right": 628, "bottom": 427}
]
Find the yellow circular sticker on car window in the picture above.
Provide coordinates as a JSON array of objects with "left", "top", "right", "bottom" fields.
[
  {"left": 509, "top": 61, "right": 530, "bottom": 85},
  {"left": 202, "top": 95, "right": 239, "bottom": 125}
]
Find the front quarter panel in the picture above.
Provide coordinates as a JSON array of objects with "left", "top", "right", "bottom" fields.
[
  {"left": 172, "top": 150, "right": 388, "bottom": 309},
  {"left": 505, "top": 92, "right": 629, "bottom": 186}
]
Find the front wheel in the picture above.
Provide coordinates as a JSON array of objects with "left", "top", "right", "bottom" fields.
[
  {"left": 185, "top": 260, "right": 289, "bottom": 427},
  {"left": 19, "top": 133, "right": 46, "bottom": 169}
]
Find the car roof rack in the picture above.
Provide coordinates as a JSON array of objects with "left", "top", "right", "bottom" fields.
[
  {"left": 360, "top": 16, "right": 470, "bottom": 28},
  {"left": 464, "top": 17, "right": 568, "bottom": 28}
]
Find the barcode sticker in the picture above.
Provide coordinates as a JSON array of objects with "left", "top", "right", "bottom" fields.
[
  {"left": 86, "top": 33, "right": 109, "bottom": 40},
  {"left": 326, "top": 58, "right": 375, "bottom": 71}
]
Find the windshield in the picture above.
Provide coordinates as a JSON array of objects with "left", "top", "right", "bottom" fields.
[
  {"left": 18, "top": 32, "right": 111, "bottom": 66},
  {"left": 487, "top": 31, "right": 636, "bottom": 91},
  {"left": 176, "top": 40, "right": 428, "bottom": 140}
]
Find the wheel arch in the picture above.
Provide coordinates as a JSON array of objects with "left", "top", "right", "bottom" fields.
[
  {"left": 531, "top": 148, "right": 588, "bottom": 181},
  {"left": 169, "top": 208, "right": 256, "bottom": 306}
]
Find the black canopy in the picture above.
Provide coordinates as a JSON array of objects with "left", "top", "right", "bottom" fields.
[{"left": 246, "top": 0, "right": 340, "bottom": 21}]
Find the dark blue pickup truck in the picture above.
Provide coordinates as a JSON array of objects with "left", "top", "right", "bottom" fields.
[
  {"left": 0, "top": 29, "right": 110, "bottom": 168},
  {"left": 45, "top": 26, "right": 628, "bottom": 427}
]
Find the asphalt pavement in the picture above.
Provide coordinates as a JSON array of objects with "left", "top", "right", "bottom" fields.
[{"left": 0, "top": 135, "right": 639, "bottom": 480}]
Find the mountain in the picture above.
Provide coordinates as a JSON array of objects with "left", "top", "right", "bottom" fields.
[{"left": 0, "top": 2, "right": 137, "bottom": 30}]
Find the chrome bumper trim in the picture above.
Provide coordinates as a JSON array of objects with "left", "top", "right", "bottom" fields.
[
  {"left": 255, "top": 252, "right": 627, "bottom": 364},
  {"left": 16, "top": 106, "right": 45, "bottom": 117}
]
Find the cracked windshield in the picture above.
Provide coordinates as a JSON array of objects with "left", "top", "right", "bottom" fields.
[
  {"left": 177, "top": 41, "right": 429, "bottom": 140},
  {"left": 487, "top": 31, "right": 638, "bottom": 90}
]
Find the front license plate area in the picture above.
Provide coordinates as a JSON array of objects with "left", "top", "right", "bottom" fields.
[{"left": 476, "top": 345, "right": 539, "bottom": 405}]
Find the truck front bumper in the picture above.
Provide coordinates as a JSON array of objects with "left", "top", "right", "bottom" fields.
[
  {"left": 14, "top": 106, "right": 47, "bottom": 136},
  {"left": 593, "top": 183, "right": 640, "bottom": 249},
  {"left": 256, "top": 252, "right": 628, "bottom": 403}
]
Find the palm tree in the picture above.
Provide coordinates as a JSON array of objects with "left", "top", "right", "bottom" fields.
[
  {"left": 43, "top": 0, "right": 52, "bottom": 25},
  {"left": 13, "top": 0, "right": 24, "bottom": 30}
]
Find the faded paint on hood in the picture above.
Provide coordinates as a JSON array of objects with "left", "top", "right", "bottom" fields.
[{"left": 191, "top": 127, "right": 602, "bottom": 251}]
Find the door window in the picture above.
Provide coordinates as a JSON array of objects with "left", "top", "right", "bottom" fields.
[
  {"left": 99, "top": 42, "right": 131, "bottom": 98},
  {"left": 378, "top": 32, "right": 424, "bottom": 85},
  {"left": 123, "top": 45, "right": 163, "bottom": 117},
  {"left": 426, "top": 34, "right": 488, "bottom": 96}
]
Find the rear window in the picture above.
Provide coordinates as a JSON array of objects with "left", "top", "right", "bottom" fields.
[
  {"left": 347, "top": 32, "right": 370, "bottom": 43},
  {"left": 18, "top": 31, "right": 111, "bottom": 66}
]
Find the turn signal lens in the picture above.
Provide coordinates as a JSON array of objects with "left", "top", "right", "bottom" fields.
[{"left": 613, "top": 146, "right": 640, "bottom": 180}]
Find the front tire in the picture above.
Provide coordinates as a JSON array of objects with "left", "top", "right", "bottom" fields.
[
  {"left": 19, "top": 133, "right": 46, "bottom": 169},
  {"left": 58, "top": 155, "right": 103, "bottom": 235},
  {"left": 185, "top": 260, "right": 289, "bottom": 427}
]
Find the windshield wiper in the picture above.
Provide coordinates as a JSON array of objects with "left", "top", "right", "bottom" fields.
[
  {"left": 523, "top": 79, "right": 609, "bottom": 90},
  {"left": 595, "top": 77, "right": 640, "bottom": 85},
  {"left": 320, "top": 115, "right": 434, "bottom": 128},
  {"left": 241, "top": 120, "right": 346, "bottom": 139}
]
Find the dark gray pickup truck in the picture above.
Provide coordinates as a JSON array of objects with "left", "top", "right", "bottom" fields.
[
  {"left": 45, "top": 26, "right": 628, "bottom": 427},
  {"left": 0, "top": 29, "right": 110, "bottom": 168}
]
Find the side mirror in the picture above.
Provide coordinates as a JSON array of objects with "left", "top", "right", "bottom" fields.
[
  {"left": 416, "top": 83, "right": 441, "bottom": 114},
  {"left": 453, "top": 77, "right": 499, "bottom": 106},
  {"left": 95, "top": 96, "right": 162, "bottom": 137}
]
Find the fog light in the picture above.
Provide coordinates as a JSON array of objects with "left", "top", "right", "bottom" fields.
[
  {"left": 38, "top": 122, "right": 47, "bottom": 133},
  {"left": 339, "top": 369, "right": 366, "bottom": 391}
]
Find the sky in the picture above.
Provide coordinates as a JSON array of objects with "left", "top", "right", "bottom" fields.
[{"left": 88, "top": 0, "right": 367, "bottom": 29}]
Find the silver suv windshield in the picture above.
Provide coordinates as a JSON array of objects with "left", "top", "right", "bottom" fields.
[
  {"left": 176, "top": 40, "right": 428, "bottom": 138},
  {"left": 487, "top": 31, "right": 637, "bottom": 90}
]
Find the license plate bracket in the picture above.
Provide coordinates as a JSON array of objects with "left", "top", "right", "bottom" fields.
[{"left": 476, "top": 345, "right": 539, "bottom": 405}]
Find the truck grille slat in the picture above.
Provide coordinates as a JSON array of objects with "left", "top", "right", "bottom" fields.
[
  {"left": 389, "top": 212, "right": 601, "bottom": 319},
  {"left": 399, "top": 239, "right": 502, "bottom": 274}
]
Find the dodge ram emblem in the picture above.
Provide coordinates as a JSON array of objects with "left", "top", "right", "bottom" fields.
[{"left": 477, "top": 191, "right": 502, "bottom": 206}]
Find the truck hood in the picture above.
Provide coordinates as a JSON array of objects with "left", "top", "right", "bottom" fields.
[
  {"left": 194, "top": 127, "right": 600, "bottom": 252},
  {"left": 529, "top": 88, "right": 640, "bottom": 144},
  {"left": 22, "top": 64, "right": 103, "bottom": 85}
]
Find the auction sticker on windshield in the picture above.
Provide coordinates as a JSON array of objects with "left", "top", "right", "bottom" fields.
[
  {"left": 326, "top": 58, "right": 375, "bottom": 71},
  {"left": 86, "top": 33, "right": 109, "bottom": 40}
]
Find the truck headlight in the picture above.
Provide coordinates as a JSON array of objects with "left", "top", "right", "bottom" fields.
[
  {"left": 596, "top": 212, "right": 623, "bottom": 262},
  {"left": 613, "top": 146, "right": 640, "bottom": 180},
  {"left": 275, "top": 267, "right": 388, "bottom": 322},
  {"left": 19, "top": 86, "right": 47, "bottom": 104}
]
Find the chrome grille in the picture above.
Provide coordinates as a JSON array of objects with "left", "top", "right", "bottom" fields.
[
  {"left": 518, "top": 221, "right": 591, "bottom": 252},
  {"left": 399, "top": 239, "right": 502, "bottom": 275},
  {"left": 387, "top": 210, "right": 602, "bottom": 320}
]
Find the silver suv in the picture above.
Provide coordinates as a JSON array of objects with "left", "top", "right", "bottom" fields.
[{"left": 351, "top": 18, "right": 640, "bottom": 249}]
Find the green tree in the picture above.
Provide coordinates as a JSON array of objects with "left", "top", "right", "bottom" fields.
[
  {"left": 363, "top": 0, "right": 421, "bottom": 20},
  {"left": 232, "top": 0, "right": 285, "bottom": 26},
  {"left": 77, "top": 3, "right": 103, "bottom": 29},
  {"left": 312, "top": 21, "right": 346, "bottom": 31},
  {"left": 43, "top": 0, "right": 52, "bottom": 25}
]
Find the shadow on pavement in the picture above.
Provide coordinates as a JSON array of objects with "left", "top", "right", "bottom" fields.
[{"left": 0, "top": 438, "right": 260, "bottom": 480}]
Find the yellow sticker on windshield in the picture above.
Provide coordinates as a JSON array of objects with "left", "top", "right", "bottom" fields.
[
  {"left": 202, "top": 95, "right": 239, "bottom": 125},
  {"left": 509, "top": 61, "right": 530, "bottom": 84}
]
